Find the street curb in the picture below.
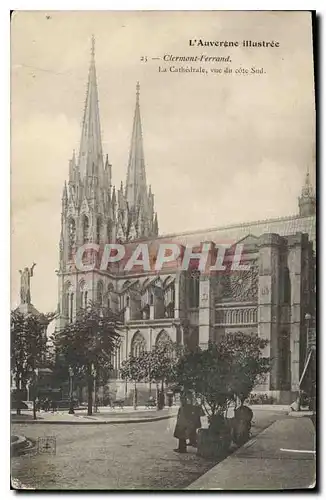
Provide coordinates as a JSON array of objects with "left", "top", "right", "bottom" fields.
[
  {"left": 11, "top": 413, "right": 177, "bottom": 425},
  {"left": 249, "top": 405, "right": 290, "bottom": 411},
  {"left": 287, "top": 410, "right": 313, "bottom": 417}
]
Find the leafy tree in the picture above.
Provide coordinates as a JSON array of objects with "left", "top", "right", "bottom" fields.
[
  {"left": 219, "top": 332, "right": 270, "bottom": 405},
  {"left": 53, "top": 304, "right": 121, "bottom": 415},
  {"left": 120, "top": 352, "right": 148, "bottom": 408},
  {"left": 172, "top": 343, "right": 232, "bottom": 417},
  {"left": 146, "top": 343, "right": 181, "bottom": 407},
  {"left": 172, "top": 333, "right": 270, "bottom": 419},
  {"left": 120, "top": 342, "right": 183, "bottom": 409},
  {"left": 11, "top": 310, "right": 55, "bottom": 415}
]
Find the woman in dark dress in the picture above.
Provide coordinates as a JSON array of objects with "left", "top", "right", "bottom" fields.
[{"left": 173, "top": 397, "right": 203, "bottom": 452}]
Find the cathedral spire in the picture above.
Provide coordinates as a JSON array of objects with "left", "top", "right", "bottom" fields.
[
  {"left": 125, "top": 82, "right": 147, "bottom": 209},
  {"left": 298, "top": 166, "right": 316, "bottom": 217},
  {"left": 62, "top": 181, "right": 68, "bottom": 206},
  {"left": 78, "top": 35, "right": 104, "bottom": 182},
  {"left": 153, "top": 212, "right": 158, "bottom": 235},
  {"left": 303, "top": 169, "right": 314, "bottom": 196}
]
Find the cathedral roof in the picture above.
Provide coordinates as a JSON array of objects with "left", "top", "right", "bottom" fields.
[{"left": 142, "top": 213, "right": 316, "bottom": 249}]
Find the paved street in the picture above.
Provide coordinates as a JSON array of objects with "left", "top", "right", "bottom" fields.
[{"left": 11, "top": 410, "right": 287, "bottom": 490}]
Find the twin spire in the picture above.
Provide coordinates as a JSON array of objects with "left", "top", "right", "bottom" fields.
[
  {"left": 125, "top": 80, "right": 147, "bottom": 210},
  {"left": 69, "top": 36, "right": 158, "bottom": 239},
  {"left": 78, "top": 35, "right": 103, "bottom": 181}
]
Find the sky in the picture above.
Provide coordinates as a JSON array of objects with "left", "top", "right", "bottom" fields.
[{"left": 11, "top": 10, "right": 315, "bottom": 317}]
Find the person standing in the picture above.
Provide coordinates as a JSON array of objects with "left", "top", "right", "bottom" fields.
[
  {"left": 173, "top": 397, "right": 190, "bottom": 453},
  {"left": 173, "top": 396, "right": 203, "bottom": 452},
  {"left": 51, "top": 399, "right": 58, "bottom": 413},
  {"left": 43, "top": 397, "right": 50, "bottom": 412},
  {"left": 187, "top": 402, "right": 204, "bottom": 447}
]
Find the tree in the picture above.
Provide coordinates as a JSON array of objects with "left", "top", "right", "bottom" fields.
[
  {"left": 120, "top": 342, "right": 182, "bottom": 409},
  {"left": 53, "top": 304, "right": 121, "bottom": 415},
  {"left": 120, "top": 343, "right": 183, "bottom": 409},
  {"left": 219, "top": 332, "right": 270, "bottom": 405},
  {"left": 172, "top": 343, "right": 231, "bottom": 417},
  {"left": 11, "top": 310, "right": 55, "bottom": 415},
  {"left": 146, "top": 343, "right": 182, "bottom": 408},
  {"left": 172, "top": 333, "right": 270, "bottom": 419},
  {"left": 120, "top": 352, "right": 148, "bottom": 409}
]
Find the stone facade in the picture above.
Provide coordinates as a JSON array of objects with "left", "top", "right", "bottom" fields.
[{"left": 56, "top": 41, "right": 316, "bottom": 404}]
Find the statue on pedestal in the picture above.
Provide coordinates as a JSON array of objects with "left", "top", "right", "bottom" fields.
[{"left": 19, "top": 263, "right": 36, "bottom": 304}]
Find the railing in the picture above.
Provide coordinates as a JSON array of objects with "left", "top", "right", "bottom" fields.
[{"left": 215, "top": 306, "right": 258, "bottom": 326}]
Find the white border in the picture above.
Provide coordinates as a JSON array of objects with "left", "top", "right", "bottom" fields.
[{"left": 2, "top": 3, "right": 324, "bottom": 499}]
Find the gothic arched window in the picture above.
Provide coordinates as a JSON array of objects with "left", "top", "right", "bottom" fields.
[
  {"left": 156, "top": 330, "right": 171, "bottom": 347},
  {"left": 79, "top": 280, "right": 88, "bottom": 310},
  {"left": 164, "top": 281, "right": 175, "bottom": 318},
  {"left": 107, "top": 220, "right": 112, "bottom": 243},
  {"left": 83, "top": 215, "right": 89, "bottom": 244},
  {"left": 97, "top": 281, "right": 104, "bottom": 306},
  {"left": 131, "top": 332, "right": 146, "bottom": 357},
  {"left": 122, "top": 280, "right": 131, "bottom": 291},
  {"left": 69, "top": 293, "right": 74, "bottom": 323},
  {"left": 63, "top": 282, "right": 74, "bottom": 321},
  {"left": 156, "top": 330, "right": 173, "bottom": 357},
  {"left": 119, "top": 294, "right": 124, "bottom": 311},
  {"left": 68, "top": 218, "right": 76, "bottom": 260},
  {"left": 107, "top": 283, "right": 114, "bottom": 310},
  {"left": 63, "top": 282, "right": 71, "bottom": 318},
  {"left": 96, "top": 217, "right": 102, "bottom": 244},
  {"left": 189, "top": 270, "right": 200, "bottom": 308}
]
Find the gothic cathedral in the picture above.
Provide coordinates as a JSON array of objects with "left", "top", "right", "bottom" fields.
[{"left": 57, "top": 40, "right": 316, "bottom": 404}]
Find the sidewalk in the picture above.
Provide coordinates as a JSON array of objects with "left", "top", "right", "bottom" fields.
[
  {"left": 10, "top": 404, "right": 289, "bottom": 425},
  {"left": 11, "top": 406, "right": 178, "bottom": 424},
  {"left": 187, "top": 416, "right": 316, "bottom": 490}
]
